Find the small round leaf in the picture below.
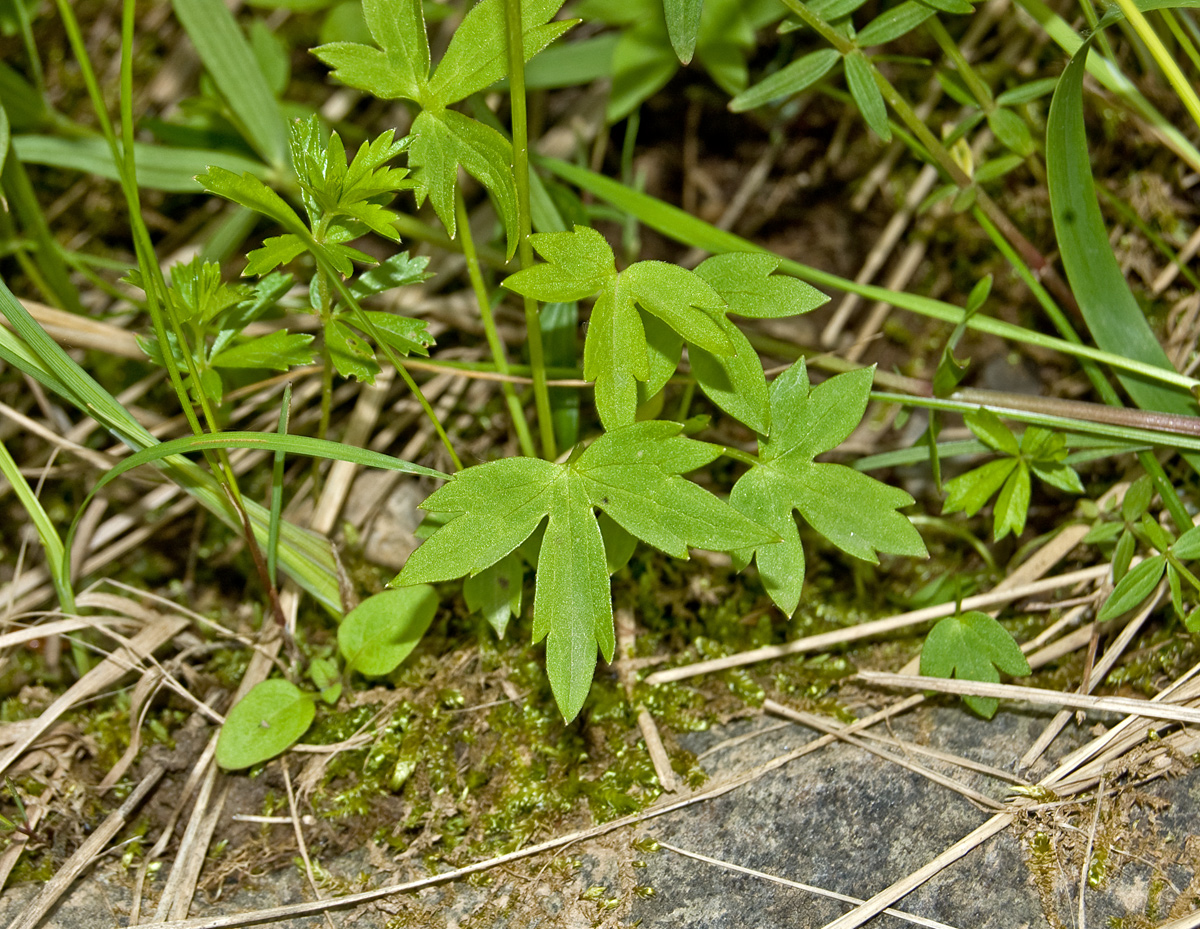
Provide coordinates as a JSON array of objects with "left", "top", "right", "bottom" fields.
[
  {"left": 216, "top": 679, "right": 315, "bottom": 770},
  {"left": 339, "top": 585, "right": 439, "bottom": 677}
]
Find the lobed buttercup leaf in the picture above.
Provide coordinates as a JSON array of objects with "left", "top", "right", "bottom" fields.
[
  {"left": 730, "top": 359, "right": 926, "bottom": 617},
  {"left": 920, "top": 610, "right": 1030, "bottom": 718},
  {"left": 393, "top": 421, "right": 777, "bottom": 720}
]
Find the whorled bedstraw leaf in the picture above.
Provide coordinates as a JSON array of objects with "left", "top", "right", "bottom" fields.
[
  {"left": 393, "top": 421, "right": 777, "bottom": 721},
  {"left": 730, "top": 360, "right": 926, "bottom": 616},
  {"left": 216, "top": 679, "right": 315, "bottom": 770},
  {"left": 1098, "top": 555, "right": 1166, "bottom": 622},
  {"left": 729, "top": 47, "right": 841, "bottom": 112},
  {"left": 843, "top": 50, "right": 890, "bottom": 141},
  {"left": 919, "top": 610, "right": 1031, "bottom": 718}
]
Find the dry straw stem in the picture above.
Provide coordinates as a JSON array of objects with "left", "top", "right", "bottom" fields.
[
  {"left": 645, "top": 564, "right": 1109, "bottom": 684},
  {"left": 856, "top": 671, "right": 1200, "bottom": 726}
]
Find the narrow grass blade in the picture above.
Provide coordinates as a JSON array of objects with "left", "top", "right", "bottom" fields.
[
  {"left": 171, "top": 0, "right": 287, "bottom": 169},
  {"left": 539, "top": 156, "right": 1200, "bottom": 395},
  {"left": 0, "top": 439, "right": 72, "bottom": 612},
  {"left": 0, "top": 279, "right": 343, "bottom": 613},
  {"left": 268, "top": 383, "right": 291, "bottom": 588},
  {"left": 1046, "top": 41, "right": 1199, "bottom": 420},
  {"left": 14, "top": 134, "right": 269, "bottom": 192}
]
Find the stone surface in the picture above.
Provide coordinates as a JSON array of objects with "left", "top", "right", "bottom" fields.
[{"left": 1, "top": 703, "right": 1196, "bottom": 928}]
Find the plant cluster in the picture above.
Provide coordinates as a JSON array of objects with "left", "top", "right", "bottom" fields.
[{"left": 1, "top": 0, "right": 1199, "bottom": 789}]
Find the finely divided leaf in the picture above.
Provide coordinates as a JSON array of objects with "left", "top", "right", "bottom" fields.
[
  {"left": 211, "top": 330, "right": 315, "bottom": 369},
  {"left": 920, "top": 610, "right": 1030, "bottom": 718}
]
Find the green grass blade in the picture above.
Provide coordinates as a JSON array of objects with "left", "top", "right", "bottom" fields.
[
  {"left": 171, "top": 0, "right": 287, "bottom": 169},
  {"left": 0, "top": 279, "right": 343, "bottom": 613},
  {"left": 1013, "top": 0, "right": 1200, "bottom": 172},
  {"left": 268, "top": 383, "right": 291, "bottom": 588},
  {"left": 88, "top": 432, "right": 451, "bottom": 496},
  {"left": 13, "top": 134, "right": 269, "bottom": 192},
  {"left": 1046, "top": 41, "right": 1200, "bottom": 421},
  {"left": 540, "top": 156, "right": 1200, "bottom": 395},
  {"left": 0, "top": 439, "right": 73, "bottom": 612}
]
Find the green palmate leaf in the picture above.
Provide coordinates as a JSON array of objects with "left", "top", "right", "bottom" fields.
[
  {"left": 210, "top": 330, "right": 316, "bottom": 370},
  {"left": 693, "top": 253, "right": 827, "bottom": 319},
  {"left": 992, "top": 460, "right": 1031, "bottom": 540},
  {"left": 409, "top": 109, "right": 519, "bottom": 259},
  {"left": 920, "top": 611, "right": 1031, "bottom": 718},
  {"left": 943, "top": 458, "right": 1017, "bottom": 515},
  {"left": 503, "top": 226, "right": 732, "bottom": 429},
  {"left": 689, "top": 313, "right": 770, "bottom": 434},
  {"left": 464, "top": 552, "right": 524, "bottom": 639},
  {"left": 431, "top": 0, "right": 573, "bottom": 103},
  {"left": 688, "top": 253, "right": 825, "bottom": 433},
  {"left": 1047, "top": 41, "right": 1200, "bottom": 452},
  {"left": 216, "top": 679, "right": 315, "bottom": 770},
  {"left": 637, "top": 311, "right": 683, "bottom": 406},
  {"left": 324, "top": 317, "right": 380, "bottom": 381},
  {"left": 843, "top": 50, "right": 890, "bottom": 141},
  {"left": 1098, "top": 555, "right": 1166, "bottom": 621},
  {"left": 729, "top": 48, "right": 841, "bottom": 111},
  {"left": 730, "top": 360, "right": 926, "bottom": 616},
  {"left": 394, "top": 421, "right": 777, "bottom": 720},
  {"left": 339, "top": 586, "right": 439, "bottom": 677},
  {"left": 664, "top": 0, "right": 704, "bottom": 63}
]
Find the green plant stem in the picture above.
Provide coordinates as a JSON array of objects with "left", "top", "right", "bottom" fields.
[
  {"left": 1160, "top": 9, "right": 1200, "bottom": 75},
  {"left": 779, "top": 0, "right": 1078, "bottom": 315},
  {"left": 455, "top": 190, "right": 537, "bottom": 458},
  {"left": 924, "top": 16, "right": 991, "bottom": 107},
  {"left": 504, "top": 0, "right": 556, "bottom": 460},
  {"left": 973, "top": 209, "right": 1194, "bottom": 535},
  {"left": 1113, "top": 0, "right": 1200, "bottom": 133},
  {"left": 722, "top": 446, "right": 760, "bottom": 467}
]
